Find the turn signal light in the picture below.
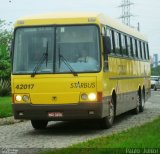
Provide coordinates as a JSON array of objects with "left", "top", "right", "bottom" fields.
[{"left": 97, "top": 92, "right": 103, "bottom": 102}]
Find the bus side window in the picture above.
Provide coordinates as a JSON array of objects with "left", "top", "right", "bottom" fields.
[
  {"left": 129, "top": 37, "right": 134, "bottom": 57},
  {"left": 121, "top": 34, "right": 127, "bottom": 56},
  {"left": 143, "top": 42, "right": 147, "bottom": 60},
  {"left": 137, "top": 40, "right": 141, "bottom": 59},
  {"left": 127, "top": 36, "right": 133, "bottom": 57},
  {"left": 111, "top": 30, "right": 116, "bottom": 54},
  {"left": 124, "top": 35, "right": 129, "bottom": 56},
  {"left": 114, "top": 31, "right": 121, "bottom": 55},
  {"left": 146, "top": 43, "right": 150, "bottom": 60},
  {"left": 106, "top": 27, "right": 114, "bottom": 53},
  {"left": 132, "top": 38, "right": 136, "bottom": 58},
  {"left": 141, "top": 41, "right": 145, "bottom": 60},
  {"left": 135, "top": 39, "right": 138, "bottom": 58}
]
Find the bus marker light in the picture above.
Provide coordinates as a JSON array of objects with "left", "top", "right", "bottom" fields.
[
  {"left": 17, "top": 20, "right": 24, "bottom": 25},
  {"left": 88, "top": 17, "right": 96, "bottom": 22},
  {"left": 15, "top": 95, "right": 22, "bottom": 102}
]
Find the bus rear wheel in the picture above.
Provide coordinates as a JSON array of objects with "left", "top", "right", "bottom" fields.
[
  {"left": 139, "top": 90, "right": 145, "bottom": 112},
  {"left": 100, "top": 99, "right": 114, "bottom": 129},
  {"left": 31, "top": 120, "right": 48, "bottom": 130}
]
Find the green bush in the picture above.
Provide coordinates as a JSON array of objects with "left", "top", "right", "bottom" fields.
[
  {"left": 151, "top": 65, "right": 160, "bottom": 76},
  {"left": 0, "top": 20, "right": 12, "bottom": 88},
  {"left": 0, "top": 96, "right": 12, "bottom": 118},
  {"left": 0, "top": 87, "right": 10, "bottom": 96},
  {"left": 0, "top": 78, "right": 11, "bottom": 96}
]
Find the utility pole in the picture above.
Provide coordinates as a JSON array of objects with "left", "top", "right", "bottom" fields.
[
  {"left": 137, "top": 22, "right": 140, "bottom": 31},
  {"left": 118, "top": 0, "right": 134, "bottom": 27}
]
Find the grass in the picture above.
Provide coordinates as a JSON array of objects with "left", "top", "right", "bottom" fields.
[
  {"left": 0, "top": 96, "right": 12, "bottom": 118},
  {"left": 41, "top": 117, "right": 160, "bottom": 154}
]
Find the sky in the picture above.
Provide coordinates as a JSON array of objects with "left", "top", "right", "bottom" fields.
[{"left": 1, "top": 0, "right": 160, "bottom": 56}]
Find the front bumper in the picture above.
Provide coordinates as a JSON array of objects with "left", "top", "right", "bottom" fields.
[{"left": 12, "top": 103, "right": 103, "bottom": 120}]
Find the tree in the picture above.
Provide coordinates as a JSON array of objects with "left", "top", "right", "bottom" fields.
[
  {"left": 0, "top": 19, "right": 13, "bottom": 96},
  {"left": 151, "top": 65, "right": 160, "bottom": 76}
]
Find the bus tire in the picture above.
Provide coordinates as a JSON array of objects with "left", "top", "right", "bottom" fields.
[
  {"left": 132, "top": 93, "right": 139, "bottom": 114},
  {"left": 100, "top": 99, "right": 114, "bottom": 129},
  {"left": 139, "top": 90, "right": 145, "bottom": 112},
  {"left": 31, "top": 120, "right": 48, "bottom": 130}
]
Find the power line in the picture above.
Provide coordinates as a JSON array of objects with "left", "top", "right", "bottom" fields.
[{"left": 118, "top": 0, "right": 134, "bottom": 27}]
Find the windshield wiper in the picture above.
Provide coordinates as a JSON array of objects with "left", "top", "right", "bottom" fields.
[
  {"left": 59, "top": 53, "right": 78, "bottom": 76},
  {"left": 31, "top": 42, "right": 48, "bottom": 77},
  {"left": 45, "top": 42, "right": 49, "bottom": 67}
]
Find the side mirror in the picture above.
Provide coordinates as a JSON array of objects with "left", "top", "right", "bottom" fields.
[
  {"left": 103, "top": 36, "right": 111, "bottom": 72},
  {"left": 103, "top": 36, "right": 111, "bottom": 55}
]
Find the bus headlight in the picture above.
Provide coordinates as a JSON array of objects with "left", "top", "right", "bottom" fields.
[
  {"left": 81, "top": 93, "right": 88, "bottom": 100},
  {"left": 15, "top": 95, "right": 22, "bottom": 102},
  {"left": 22, "top": 95, "right": 29, "bottom": 102},
  {"left": 14, "top": 94, "right": 30, "bottom": 103},
  {"left": 88, "top": 93, "right": 97, "bottom": 101}
]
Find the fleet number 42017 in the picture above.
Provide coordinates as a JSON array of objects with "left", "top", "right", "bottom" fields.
[{"left": 15, "top": 84, "right": 34, "bottom": 89}]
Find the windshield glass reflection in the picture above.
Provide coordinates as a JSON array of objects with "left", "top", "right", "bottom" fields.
[{"left": 13, "top": 25, "right": 100, "bottom": 74}]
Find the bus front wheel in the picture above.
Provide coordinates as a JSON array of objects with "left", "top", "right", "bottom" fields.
[
  {"left": 31, "top": 120, "right": 48, "bottom": 130},
  {"left": 100, "top": 99, "right": 114, "bottom": 129}
]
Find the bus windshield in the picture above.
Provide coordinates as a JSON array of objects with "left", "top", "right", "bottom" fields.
[{"left": 13, "top": 25, "right": 100, "bottom": 74}]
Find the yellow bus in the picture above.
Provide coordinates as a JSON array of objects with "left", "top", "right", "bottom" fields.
[{"left": 11, "top": 12, "right": 151, "bottom": 129}]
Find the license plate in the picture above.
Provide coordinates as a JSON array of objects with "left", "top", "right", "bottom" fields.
[{"left": 48, "top": 112, "right": 63, "bottom": 117}]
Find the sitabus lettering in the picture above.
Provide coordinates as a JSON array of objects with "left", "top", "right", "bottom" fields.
[{"left": 70, "top": 82, "right": 95, "bottom": 88}]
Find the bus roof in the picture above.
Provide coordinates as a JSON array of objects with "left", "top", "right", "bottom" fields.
[{"left": 15, "top": 12, "right": 147, "bottom": 41}]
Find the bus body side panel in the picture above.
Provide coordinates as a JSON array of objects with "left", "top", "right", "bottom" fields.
[{"left": 102, "top": 55, "right": 151, "bottom": 116}]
